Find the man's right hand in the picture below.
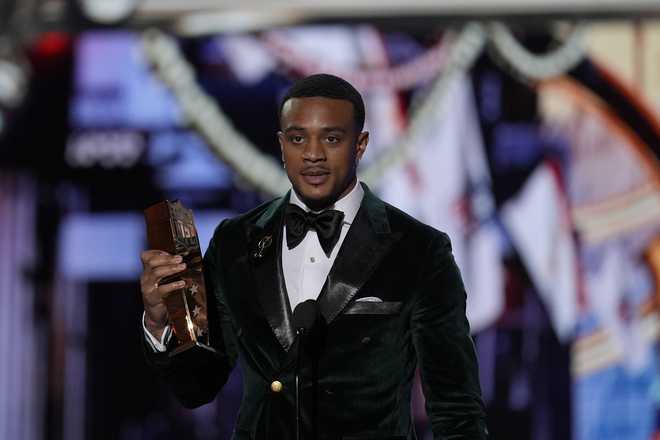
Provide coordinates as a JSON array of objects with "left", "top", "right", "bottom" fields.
[{"left": 140, "top": 250, "right": 187, "bottom": 341}]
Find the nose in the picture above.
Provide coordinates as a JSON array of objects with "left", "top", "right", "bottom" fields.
[{"left": 302, "top": 138, "right": 326, "bottom": 162}]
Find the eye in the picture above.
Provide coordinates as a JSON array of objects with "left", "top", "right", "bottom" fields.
[
  {"left": 326, "top": 135, "right": 340, "bottom": 144},
  {"left": 289, "top": 135, "right": 304, "bottom": 144}
]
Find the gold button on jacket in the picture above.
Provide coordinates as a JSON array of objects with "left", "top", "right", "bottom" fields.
[{"left": 270, "top": 380, "right": 283, "bottom": 393}]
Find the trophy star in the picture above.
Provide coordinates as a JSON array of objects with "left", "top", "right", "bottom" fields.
[
  {"left": 192, "top": 305, "right": 201, "bottom": 317},
  {"left": 189, "top": 283, "right": 199, "bottom": 295}
]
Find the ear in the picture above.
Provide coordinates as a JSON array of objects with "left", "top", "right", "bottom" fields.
[
  {"left": 355, "top": 131, "right": 369, "bottom": 161},
  {"left": 277, "top": 131, "right": 285, "bottom": 161}
]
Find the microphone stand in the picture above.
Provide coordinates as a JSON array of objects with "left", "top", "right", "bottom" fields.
[
  {"left": 292, "top": 299, "right": 318, "bottom": 440},
  {"left": 295, "top": 327, "right": 305, "bottom": 440}
]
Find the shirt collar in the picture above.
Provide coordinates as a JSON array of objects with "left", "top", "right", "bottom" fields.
[{"left": 289, "top": 180, "right": 364, "bottom": 225}]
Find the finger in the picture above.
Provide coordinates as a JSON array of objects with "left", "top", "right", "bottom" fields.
[
  {"left": 140, "top": 266, "right": 184, "bottom": 294},
  {"left": 140, "top": 262, "right": 184, "bottom": 290},
  {"left": 143, "top": 250, "right": 179, "bottom": 265},
  {"left": 158, "top": 279, "right": 186, "bottom": 296},
  {"left": 144, "top": 253, "right": 183, "bottom": 270},
  {"left": 151, "top": 263, "right": 187, "bottom": 282},
  {"left": 141, "top": 250, "right": 169, "bottom": 265},
  {"left": 140, "top": 277, "right": 162, "bottom": 296}
]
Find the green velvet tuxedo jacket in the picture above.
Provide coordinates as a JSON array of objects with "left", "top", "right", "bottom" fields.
[{"left": 144, "top": 184, "right": 488, "bottom": 440}]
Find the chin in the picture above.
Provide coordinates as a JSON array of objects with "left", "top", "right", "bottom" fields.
[{"left": 295, "top": 185, "right": 334, "bottom": 208}]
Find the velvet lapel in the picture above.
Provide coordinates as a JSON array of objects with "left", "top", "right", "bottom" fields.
[
  {"left": 318, "top": 183, "right": 402, "bottom": 323},
  {"left": 248, "top": 192, "right": 296, "bottom": 352}
]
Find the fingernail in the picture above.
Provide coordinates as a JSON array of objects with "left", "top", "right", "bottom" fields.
[
  {"left": 174, "top": 255, "right": 182, "bottom": 263},
  {"left": 177, "top": 281, "right": 186, "bottom": 287},
  {"left": 179, "top": 264, "right": 186, "bottom": 270}
]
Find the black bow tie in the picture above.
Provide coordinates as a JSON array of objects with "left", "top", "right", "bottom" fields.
[{"left": 285, "top": 204, "right": 345, "bottom": 255}]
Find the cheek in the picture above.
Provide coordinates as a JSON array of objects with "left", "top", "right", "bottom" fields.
[
  {"left": 329, "top": 150, "right": 356, "bottom": 172},
  {"left": 282, "top": 149, "right": 300, "bottom": 167}
]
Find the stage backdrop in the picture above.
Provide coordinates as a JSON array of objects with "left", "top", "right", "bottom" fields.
[{"left": 0, "top": 20, "right": 659, "bottom": 440}]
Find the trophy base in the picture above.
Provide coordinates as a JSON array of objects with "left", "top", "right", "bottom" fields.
[{"left": 169, "top": 341, "right": 218, "bottom": 357}]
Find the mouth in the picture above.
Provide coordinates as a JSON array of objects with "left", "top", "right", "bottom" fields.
[{"left": 301, "top": 168, "right": 330, "bottom": 186}]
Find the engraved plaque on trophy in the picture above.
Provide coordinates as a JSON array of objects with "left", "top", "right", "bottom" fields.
[{"left": 144, "top": 200, "right": 215, "bottom": 356}]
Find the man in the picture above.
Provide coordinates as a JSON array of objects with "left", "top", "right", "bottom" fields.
[{"left": 140, "top": 74, "right": 488, "bottom": 439}]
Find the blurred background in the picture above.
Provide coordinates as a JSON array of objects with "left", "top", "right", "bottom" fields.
[{"left": 1, "top": 1, "right": 660, "bottom": 439}]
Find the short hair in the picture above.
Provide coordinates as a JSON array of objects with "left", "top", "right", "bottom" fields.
[{"left": 279, "top": 73, "right": 366, "bottom": 132}]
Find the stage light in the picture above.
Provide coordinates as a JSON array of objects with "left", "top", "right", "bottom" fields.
[
  {"left": 77, "top": 0, "right": 139, "bottom": 25},
  {"left": 0, "top": 60, "right": 27, "bottom": 108},
  {"left": 0, "top": 38, "right": 29, "bottom": 111},
  {"left": 32, "top": 31, "right": 71, "bottom": 59}
]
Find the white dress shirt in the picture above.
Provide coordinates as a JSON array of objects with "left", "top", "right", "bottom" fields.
[
  {"left": 283, "top": 180, "right": 364, "bottom": 311},
  {"left": 144, "top": 181, "right": 365, "bottom": 352}
]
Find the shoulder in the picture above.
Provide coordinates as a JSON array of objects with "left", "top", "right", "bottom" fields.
[
  {"left": 223, "top": 197, "right": 283, "bottom": 230},
  {"left": 379, "top": 197, "right": 452, "bottom": 250},
  {"left": 207, "top": 196, "right": 284, "bottom": 248}
]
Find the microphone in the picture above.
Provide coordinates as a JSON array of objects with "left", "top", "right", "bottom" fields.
[
  {"left": 292, "top": 299, "right": 320, "bottom": 440},
  {"left": 292, "top": 299, "right": 319, "bottom": 335}
]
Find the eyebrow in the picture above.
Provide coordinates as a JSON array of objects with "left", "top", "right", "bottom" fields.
[{"left": 283, "top": 126, "right": 347, "bottom": 133}]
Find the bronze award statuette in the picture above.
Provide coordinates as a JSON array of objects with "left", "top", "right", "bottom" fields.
[{"left": 143, "top": 200, "right": 216, "bottom": 356}]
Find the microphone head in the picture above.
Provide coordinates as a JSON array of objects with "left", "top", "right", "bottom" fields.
[{"left": 292, "top": 299, "right": 319, "bottom": 332}]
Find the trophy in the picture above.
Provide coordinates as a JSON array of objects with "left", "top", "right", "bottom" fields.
[{"left": 144, "top": 200, "right": 215, "bottom": 356}]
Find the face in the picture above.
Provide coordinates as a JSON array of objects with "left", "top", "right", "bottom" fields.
[{"left": 278, "top": 96, "right": 369, "bottom": 211}]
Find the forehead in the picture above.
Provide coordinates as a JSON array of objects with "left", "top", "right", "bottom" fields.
[{"left": 280, "top": 96, "right": 355, "bottom": 130}]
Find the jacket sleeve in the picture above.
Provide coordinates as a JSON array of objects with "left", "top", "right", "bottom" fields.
[
  {"left": 411, "top": 231, "right": 489, "bottom": 439},
  {"left": 143, "top": 221, "right": 238, "bottom": 408}
]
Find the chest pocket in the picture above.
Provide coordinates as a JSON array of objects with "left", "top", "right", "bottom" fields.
[{"left": 342, "top": 301, "right": 402, "bottom": 316}]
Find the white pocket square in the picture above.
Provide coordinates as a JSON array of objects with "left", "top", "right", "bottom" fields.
[{"left": 355, "top": 296, "right": 383, "bottom": 303}]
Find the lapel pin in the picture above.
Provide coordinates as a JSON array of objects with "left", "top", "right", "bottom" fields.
[{"left": 253, "top": 235, "right": 273, "bottom": 259}]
